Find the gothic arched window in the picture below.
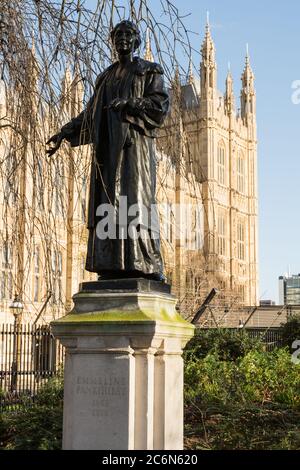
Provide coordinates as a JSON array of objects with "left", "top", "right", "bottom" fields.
[
  {"left": 217, "top": 212, "right": 226, "bottom": 256},
  {"left": 54, "top": 161, "right": 65, "bottom": 217},
  {"left": 237, "top": 220, "right": 246, "bottom": 261},
  {"left": 237, "top": 151, "right": 246, "bottom": 194},
  {"left": 217, "top": 143, "right": 226, "bottom": 185}
]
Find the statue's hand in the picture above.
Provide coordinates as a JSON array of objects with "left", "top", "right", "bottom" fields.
[
  {"left": 126, "top": 98, "right": 145, "bottom": 116},
  {"left": 46, "top": 133, "right": 64, "bottom": 157},
  {"left": 109, "top": 98, "right": 128, "bottom": 112}
]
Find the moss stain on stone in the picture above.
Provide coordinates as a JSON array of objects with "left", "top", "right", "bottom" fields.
[{"left": 52, "top": 307, "right": 191, "bottom": 327}]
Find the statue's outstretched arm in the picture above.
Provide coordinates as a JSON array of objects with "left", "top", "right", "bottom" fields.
[{"left": 46, "top": 86, "right": 98, "bottom": 156}]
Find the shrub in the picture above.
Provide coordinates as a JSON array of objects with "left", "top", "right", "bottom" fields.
[
  {"left": 0, "top": 375, "right": 64, "bottom": 450},
  {"left": 185, "top": 328, "right": 263, "bottom": 362},
  {"left": 238, "top": 348, "right": 300, "bottom": 406},
  {"left": 281, "top": 315, "right": 300, "bottom": 352},
  {"left": 185, "top": 404, "right": 300, "bottom": 450},
  {"left": 184, "top": 344, "right": 300, "bottom": 450},
  {"left": 185, "top": 348, "right": 300, "bottom": 408}
]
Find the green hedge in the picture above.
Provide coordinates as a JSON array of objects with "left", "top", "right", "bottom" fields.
[
  {"left": 185, "top": 348, "right": 300, "bottom": 407},
  {"left": 185, "top": 404, "right": 300, "bottom": 450},
  {"left": 0, "top": 375, "right": 63, "bottom": 450},
  {"left": 185, "top": 328, "right": 263, "bottom": 362},
  {"left": 184, "top": 329, "right": 300, "bottom": 450},
  {"left": 281, "top": 315, "right": 300, "bottom": 352}
]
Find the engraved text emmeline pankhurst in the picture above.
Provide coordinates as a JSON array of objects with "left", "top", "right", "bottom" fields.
[{"left": 46, "top": 21, "right": 169, "bottom": 282}]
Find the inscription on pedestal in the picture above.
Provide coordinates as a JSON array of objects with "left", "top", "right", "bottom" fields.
[
  {"left": 67, "top": 355, "right": 132, "bottom": 449},
  {"left": 74, "top": 375, "right": 127, "bottom": 419},
  {"left": 75, "top": 375, "right": 127, "bottom": 395}
]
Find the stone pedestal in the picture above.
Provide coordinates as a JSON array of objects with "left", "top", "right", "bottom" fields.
[{"left": 51, "top": 279, "right": 194, "bottom": 450}]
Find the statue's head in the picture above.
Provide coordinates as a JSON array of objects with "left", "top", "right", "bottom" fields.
[{"left": 111, "top": 20, "right": 142, "bottom": 55}]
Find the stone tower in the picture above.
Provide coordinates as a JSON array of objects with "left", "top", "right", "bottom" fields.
[
  {"left": 195, "top": 23, "right": 259, "bottom": 305},
  {"left": 161, "top": 19, "right": 259, "bottom": 306}
]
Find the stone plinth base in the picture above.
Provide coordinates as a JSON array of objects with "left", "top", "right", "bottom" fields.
[{"left": 51, "top": 279, "right": 194, "bottom": 450}]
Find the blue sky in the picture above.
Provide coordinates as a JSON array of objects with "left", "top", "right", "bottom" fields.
[
  {"left": 85, "top": 0, "right": 300, "bottom": 303},
  {"left": 154, "top": 0, "right": 300, "bottom": 303}
]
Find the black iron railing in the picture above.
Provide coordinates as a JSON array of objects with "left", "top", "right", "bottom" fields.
[{"left": 0, "top": 323, "right": 64, "bottom": 410}]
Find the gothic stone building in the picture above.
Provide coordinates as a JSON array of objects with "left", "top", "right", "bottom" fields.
[{"left": 161, "top": 22, "right": 259, "bottom": 308}]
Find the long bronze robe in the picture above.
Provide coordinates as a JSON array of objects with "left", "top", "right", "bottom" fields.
[{"left": 61, "top": 57, "right": 169, "bottom": 275}]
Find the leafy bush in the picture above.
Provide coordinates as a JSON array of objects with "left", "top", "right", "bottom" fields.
[
  {"left": 239, "top": 349, "right": 300, "bottom": 406},
  {"left": 281, "top": 315, "right": 300, "bottom": 352},
  {"left": 184, "top": 334, "right": 300, "bottom": 450},
  {"left": 0, "top": 375, "right": 64, "bottom": 450},
  {"left": 185, "top": 348, "right": 300, "bottom": 408},
  {"left": 185, "top": 328, "right": 263, "bottom": 362},
  {"left": 185, "top": 404, "right": 300, "bottom": 450}
]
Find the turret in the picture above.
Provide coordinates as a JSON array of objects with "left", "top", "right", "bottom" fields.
[
  {"left": 61, "top": 65, "right": 73, "bottom": 118},
  {"left": 61, "top": 56, "right": 84, "bottom": 120},
  {"left": 224, "top": 63, "right": 235, "bottom": 115},
  {"left": 144, "top": 28, "right": 154, "bottom": 62},
  {"left": 240, "top": 45, "right": 256, "bottom": 123},
  {"left": 187, "top": 58, "right": 194, "bottom": 85},
  {"left": 71, "top": 59, "right": 84, "bottom": 116},
  {"left": 200, "top": 14, "right": 217, "bottom": 97},
  {"left": 171, "top": 66, "right": 181, "bottom": 104}
]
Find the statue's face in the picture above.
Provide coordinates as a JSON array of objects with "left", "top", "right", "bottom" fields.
[{"left": 114, "top": 24, "right": 137, "bottom": 56}]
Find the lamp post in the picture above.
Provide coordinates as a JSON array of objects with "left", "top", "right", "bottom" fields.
[{"left": 9, "top": 295, "right": 24, "bottom": 392}]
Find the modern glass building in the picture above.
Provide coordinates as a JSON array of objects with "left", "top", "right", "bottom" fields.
[{"left": 279, "top": 274, "right": 300, "bottom": 305}]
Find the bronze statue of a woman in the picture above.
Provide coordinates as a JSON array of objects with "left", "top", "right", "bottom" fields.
[{"left": 47, "top": 21, "right": 169, "bottom": 281}]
